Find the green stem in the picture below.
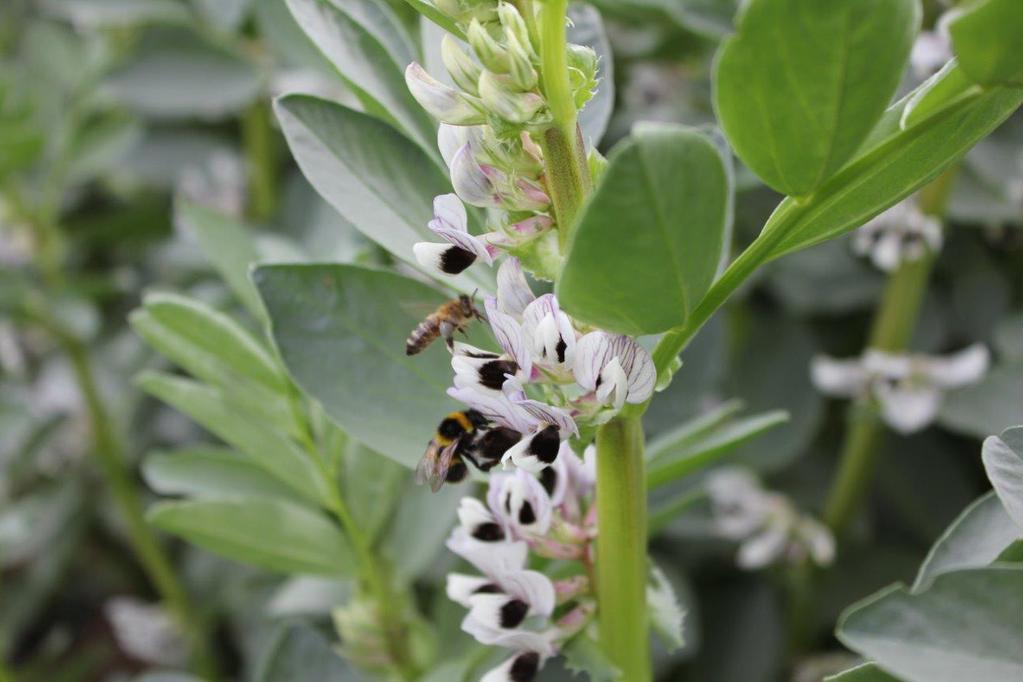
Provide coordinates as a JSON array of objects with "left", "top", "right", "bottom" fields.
[
  {"left": 242, "top": 101, "right": 278, "bottom": 222},
  {"left": 59, "top": 332, "right": 219, "bottom": 680},
  {"left": 595, "top": 416, "right": 651, "bottom": 681},
  {"left": 537, "top": 0, "right": 590, "bottom": 247},
  {"left": 821, "top": 168, "right": 957, "bottom": 536}
]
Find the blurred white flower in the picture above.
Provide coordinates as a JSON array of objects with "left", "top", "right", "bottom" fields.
[
  {"left": 105, "top": 597, "right": 188, "bottom": 666},
  {"left": 706, "top": 468, "right": 834, "bottom": 569},
  {"left": 910, "top": 12, "right": 953, "bottom": 79},
  {"left": 851, "top": 199, "right": 942, "bottom": 272},
  {"left": 812, "top": 344, "right": 990, "bottom": 434}
]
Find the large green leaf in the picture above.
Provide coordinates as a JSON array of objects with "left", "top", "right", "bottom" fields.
[
  {"left": 381, "top": 480, "right": 462, "bottom": 583},
  {"left": 825, "top": 663, "right": 900, "bottom": 682},
  {"left": 143, "top": 447, "right": 308, "bottom": 504},
  {"left": 253, "top": 263, "right": 462, "bottom": 468},
  {"left": 558, "top": 124, "right": 730, "bottom": 335},
  {"left": 285, "top": 0, "right": 435, "bottom": 153},
  {"left": 982, "top": 428, "right": 1023, "bottom": 530},
  {"left": 137, "top": 372, "right": 327, "bottom": 504},
  {"left": 949, "top": 0, "right": 1023, "bottom": 87},
  {"left": 761, "top": 74, "right": 1023, "bottom": 260},
  {"left": 103, "top": 29, "right": 260, "bottom": 120},
  {"left": 714, "top": 0, "right": 919, "bottom": 196},
  {"left": 257, "top": 622, "right": 360, "bottom": 681},
  {"left": 838, "top": 566, "right": 1023, "bottom": 682},
  {"left": 149, "top": 498, "right": 355, "bottom": 576},
  {"left": 273, "top": 95, "right": 492, "bottom": 293},
  {"left": 914, "top": 492, "right": 1021, "bottom": 589}
]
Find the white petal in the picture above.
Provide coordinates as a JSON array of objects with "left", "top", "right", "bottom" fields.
[
  {"left": 405, "top": 63, "right": 483, "bottom": 124},
  {"left": 926, "top": 344, "right": 989, "bottom": 389},
  {"left": 573, "top": 331, "right": 607, "bottom": 391},
  {"left": 438, "top": 123, "right": 467, "bottom": 168},
  {"left": 597, "top": 356, "right": 629, "bottom": 411},
  {"left": 458, "top": 497, "right": 496, "bottom": 530},
  {"left": 499, "top": 569, "right": 556, "bottom": 617},
  {"left": 451, "top": 144, "right": 499, "bottom": 207},
  {"left": 462, "top": 613, "right": 556, "bottom": 655},
  {"left": 488, "top": 470, "right": 552, "bottom": 536},
  {"left": 810, "top": 355, "right": 869, "bottom": 397},
  {"left": 466, "top": 593, "right": 526, "bottom": 631},
  {"left": 511, "top": 396, "right": 578, "bottom": 438},
  {"left": 496, "top": 258, "right": 535, "bottom": 317},
  {"left": 446, "top": 527, "right": 528, "bottom": 575},
  {"left": 448, "top": 386, "right": 536, "bottom": 433},
  {"left": 413, "top": 241, "right": 471, "bottom": 276},
  {"left": 480, "top": 652, "right": 542, "bottom": 682},
  {"left": 863, "top": 349, "right": 912, "bottom": 379},
  {"left": 432, "top": 193, "right": 467, "bottom": 232},
  {"left": 624, "top": 344, "right": 656, "bottom": 404},
  {"left": 484, "top": 296, "right": 532, "bottom": 378},
  {"left": 798, "top": 518, "right": 835, "bottom": 567},
  {"left": 446, "top": 573, "right": 495, "bottom": 608},
  {"left": 875, "top": 384, "right": 942, "bottom": 434},
  {"left": 736, "top": 526, "right": 789, "bottom": 570}
]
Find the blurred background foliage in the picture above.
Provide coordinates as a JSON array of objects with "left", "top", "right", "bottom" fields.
[{"left": 0, "top": 0, "right": 1021, "bottom": 680}]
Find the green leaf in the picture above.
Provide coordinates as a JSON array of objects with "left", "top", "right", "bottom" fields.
[
  {"left": 714, "top": 0, "right": 919, "bottom": 196},
  {"left": 949, "top": 0, "right": 1023, "bottom": 87},
  {"left": 825, "top": 663, "right": 901, "bottom": 682},
  {"left": 982, "top": 428, "right": 1023, "bottom": 530},
  {"left": 939, "top": 363, "right": 1023, "bottom": 439},
  {"left": 646, "top": 400, "right": 745, "bottom": 459},
  {"left": 837, "top": 566, "right": 1023, "bottom": 682},
  {"left": 285, "top": 0, "right": 435, "bottom": 153},
  {"left": 148, "top": 498, "right": 355, "bottom": 575},
  {"left": 254, "top": 263, "right": 462, "bottom": 468},
  {"left": 273, "top": 94, "right": 492, "bottom": 293},
  {"left": 141, "top": 292, "right": 285, "bottom": 392},
  {"left": 381, "top": 480, "right": 462, "bottom": 583},
  {"left": 562, "top": 633, "right": 621, "bottom": 682},
  {"left": 257, "top": 622, "right": 360, "bottom": 681},
  {"left": 342, "top": 441, "right": 407, "bottom": 544},
  {"left": 176, "top": 200, "right": 266, "bottom": 320},
  {"left": 914, "top": 492, "right": 1021, "bottom": 590},
  {"left": 103, "top": 29, "right": 260, "bottom": 120},
  {"left": 399, "top": 0, "right": 466, "bottom": 40},
  {"left": 137, "top": 372, "right": 328, "bottom": 504},
  {"left": 647, "top": 410, "right": 790, "bottom": 490},
  {"left": 143, "top": 448, "right": 308, "bottom": 504},
  {"left": 760, "top": 77, "right": 1023, "bottom": 261},
  {"left": 558, "top": 124, "right": 731, "bottom": 335}
]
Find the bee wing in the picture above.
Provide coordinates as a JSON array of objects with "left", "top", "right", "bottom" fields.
[
  {"left": 397, "top": 299, "right": 444, "bottom": 320},
  {"left": 415, "top": 439, "right": 461, "bottom": 493}
]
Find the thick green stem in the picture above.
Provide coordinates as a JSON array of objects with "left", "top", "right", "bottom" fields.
[
  {"left": 596, "top": 416, "right": 651, "bottom": 681},
  {"left": 242, "top": 101, "right": 278, "bottom": 222},
  {"left": 60, "top": 334, "right": 218, "bottom": 680},
  {"left": 821, "top": 168, "right": 957, "bottom": 536},
  {"left": 538, "top": 0, "right": 591, "bottom": 247}
]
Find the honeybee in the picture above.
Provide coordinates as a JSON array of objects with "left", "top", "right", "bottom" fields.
[
  {"left": 405, "top": 294, "right": 483, "bottom": 356},
  {"left": 416, "top": 409, "right": 523, "bottom": 492}
]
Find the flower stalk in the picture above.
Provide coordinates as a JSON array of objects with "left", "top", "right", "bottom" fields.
[
  {"left": 821, "top": 168, "right": 957, "bottom": 535},
  {"left": 595, "top": 415, "right": 651, "bottom": 680}
]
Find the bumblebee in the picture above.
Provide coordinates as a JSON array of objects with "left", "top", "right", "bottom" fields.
[
  {"left": 416, "top": 410, "right": 522, "bottom": 492},
  {"left": 405, "top": 294, "right": 483, "bottom": 356}
]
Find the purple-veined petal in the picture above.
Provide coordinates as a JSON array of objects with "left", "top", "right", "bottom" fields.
[
  {"left": 431, "top": 193, "right": 468, "bottom": 233},
  {"left": 574, "top": 332, "right": 654, "bottom": 405},
  {"left": 484, "top": 296, "right": 533, "bottom": 378},
  {"left": 448, "top": 386, "right": 536, "bottom": 433},
  {"left": 405, "top": 63, "right": 484, "bottom": 125},
  {"left": 496, "top": 258, "right": 536, "bottom": 317},
  {"left": 451, "top": 144, "right": 500, "bottom": 207},
  {"left": 429, "top": 224, "right": 494, "bottom": 264}
]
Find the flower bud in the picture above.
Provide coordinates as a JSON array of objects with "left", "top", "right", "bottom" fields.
[
  {"left": 479, "top": 71, "right": 545, "bottom": 124},
  {"left": 468, "top": 19, "right": 510, "bottom": 73},
  {"left": 441, "top": 35, "right": 483, "bottom": 95},
  {"left": 405, "top": 63, "right": 486, "bottom": 125},
  {"left": 567, "top": 43, "right": 599, "bottom": 108},
  {"left": 498, "top": 2, "right": 534, "bottom": 57},
  {"left": 505, "top": 31, "right": 538, "bottom": 90}
]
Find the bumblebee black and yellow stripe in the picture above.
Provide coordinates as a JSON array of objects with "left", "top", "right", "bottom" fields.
[{"left": 437, "top": 411, "right": 476, "bottom": 444}]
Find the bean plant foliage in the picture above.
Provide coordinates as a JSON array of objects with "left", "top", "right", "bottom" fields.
[{"left": 2, "top": 0, "right": 1023, "bottom": 680}]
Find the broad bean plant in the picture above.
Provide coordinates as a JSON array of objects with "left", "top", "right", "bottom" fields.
[{"left": 3, "top": 0, "right": 1023, "bottom": 681}]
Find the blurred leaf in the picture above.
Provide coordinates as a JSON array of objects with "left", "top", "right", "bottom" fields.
[
  {"left": 253, "top": 263, "right": 462, "bottom": 469},
  {"left": 558, "top": 124, "right": 731, "bottom": 335},
  {"left": 192, "top": 0, "right": 251, "bottom": 32},
  {"left": 176, "top": 200, "right": 266, "bottom": 319},
  {"left": 382, "top": 480, "right": 463, "bottom": 583},
  {"left": 939, "top": 363, "right": 1023, "bottom": 439},
  {"left": 765, "top": 237, "right": 884, "bottom": 315},
  {"left": 141, "top": 291, "right": 284, "bottom": 391},
  {"left": 838, "top": 566, "right": 1023, "bottom": 682},
  {"left": 949, "top": 0, "right": 1023, "bottom": 87},
  {"left": 257, "top": 621, "right": 360, "bottom": 681},
  {"left": 647, "top": 410, "right": 789, "bottom": 489},
  {"left": 143, "top": 447, "right": 309, "bottom": 503},
  {"left": 994, "top": 314, "right": 1023, "bottom": 364},
  {"left": 825, "top": 663, "right": 901, "bottom": 682},
  {"left": 41, "top": 0, "right": 191, "bottom": 29},
  {"left": 266, "top": 576, "right": 353, "bottom": 617},
  {"left": 982, "top": 427, "right": 1023, "bottom": 530},
  {"left": 914, "top": 492, "right": 1021, "bottom": 590},
  {"left": 104, "top": 29, "right": 261, "bottom": 120},
  {"left": 66, "top": 115, "right": 142, "bottom": 185},
  {"left": 714, "top": 0, "right": 918, "bottom": 196},
  {"left": 343, "top": 441, "right": 407, "bottom": 544},
  {"left": 149, "top": 498, "right": 356, "bottom": 575},
  {"left": 285, "top": 0, "right": 434, "bottom": 153},
  {"left": 646, "top": 399, "right": 744, "bottom": 458},
  {"left": 568, "top": 4, "right": 613, "bottom": 147},
  {"left": 274, "top": 94, "right": 492, "bottom": 293},
  {"left": 137, "top": 371, "right": 327, "bottom": 504},
  {"left": 562, "top": 633, "right": 620, "bottom": 682},
  {"left": 399, "top": 0, "right": 465, "bottom": 40}
]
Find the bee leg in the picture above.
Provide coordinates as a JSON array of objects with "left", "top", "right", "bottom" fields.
[{"left": 461, "top": 450, "right": 483, "bottom": 471}]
